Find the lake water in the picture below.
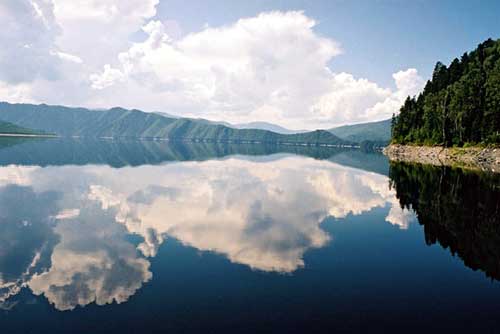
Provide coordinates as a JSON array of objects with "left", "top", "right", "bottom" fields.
[{"left": 0, "top": 138, "right": 500, "bottom": 333}]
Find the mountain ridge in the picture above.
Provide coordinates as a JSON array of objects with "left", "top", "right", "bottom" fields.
[
  {"left": 328, "top": 119, "right": 391, "bottom": 144},
  {"left": 232, "top": 121, "right": 308, "bottom": 134},
  {"left": 0, "top": 102, "right": 352, "bottom": 146},
  {"left": 140, "top": 108, "right": 392, "bottom": 141}
]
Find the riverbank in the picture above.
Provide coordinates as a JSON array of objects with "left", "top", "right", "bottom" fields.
[{"left": 384, "top": 144, "right": 500, "bottom": 173}]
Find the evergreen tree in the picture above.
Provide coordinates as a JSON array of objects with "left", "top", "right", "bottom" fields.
[{"left": 392, "top": 38, "right": 500, "bottom": 146}]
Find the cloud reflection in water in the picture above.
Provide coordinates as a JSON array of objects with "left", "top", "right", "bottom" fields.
[{"left": 0, "top": 155, "right": 414, "bottom": 310}]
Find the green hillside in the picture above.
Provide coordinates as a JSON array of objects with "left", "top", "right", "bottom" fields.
[
  {"left": 0, "top": 102, "right": 351, "bottom": 146},
  {"left": 329, "top": 119, "right": 391, "bottom": 144},
  {"left": 0, "top": 120, "right": 48, "bottom": 135},
  {"left": 392, "top": 38, "right": 500, "bottom": 146}
]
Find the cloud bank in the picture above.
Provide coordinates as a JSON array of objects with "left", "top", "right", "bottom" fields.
[{"left": 0, "top": 1, "right": 424, "bottom": 129}]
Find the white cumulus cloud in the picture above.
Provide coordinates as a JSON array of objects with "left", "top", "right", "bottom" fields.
[
  {"left": 89, "top": 11, "right": 424, "bottom": 128},
  {"left": 90, "top": 12, "right": 342, "bottom": 127},
  {"left": 0, "top": 2, "right": 425, "bottom": 128},
  {"left": 0, "top": 0, "right": 61, "bottom": 84}
]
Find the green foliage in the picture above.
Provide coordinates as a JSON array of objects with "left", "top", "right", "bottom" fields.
[
  {"left": 392, "top": 38, "right": 500, "bottom": 146},
  {"left": 0, "top": 103, "right": 351, "bottom": 146}
]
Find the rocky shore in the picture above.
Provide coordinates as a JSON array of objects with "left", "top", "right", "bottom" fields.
[{"left": 384, "top": 144, "right": 500, "bottom": 173}]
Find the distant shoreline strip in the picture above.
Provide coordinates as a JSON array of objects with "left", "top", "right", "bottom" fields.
[{"left": 0, "top": 133, "right": 57, "bottom": 138}]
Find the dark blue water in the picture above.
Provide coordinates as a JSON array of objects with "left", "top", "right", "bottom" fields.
[{"left": 0, "top": 138, "right": 499, "bottom": 333}]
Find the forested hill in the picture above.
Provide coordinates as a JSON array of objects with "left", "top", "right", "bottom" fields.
[
  {"left": 329, "top": 119, "right": 391, "bottom": 144},
  {"left": 392, "top": 38, "right": 500, "bottom": 146},
  {"left": 0, "top": 102, "right": 351, "bottom": 146},
  {"left": 0, "top": 120, "right": 48, "bottom": 135}
]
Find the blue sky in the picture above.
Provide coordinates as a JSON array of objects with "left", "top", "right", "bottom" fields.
[{"left": 2, "top": 0, "right": 499, "bottom": 128}]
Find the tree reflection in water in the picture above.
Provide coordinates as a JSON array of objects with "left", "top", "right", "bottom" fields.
[{"left": 389, "top": 162, "right": 500, "bottom": 280}]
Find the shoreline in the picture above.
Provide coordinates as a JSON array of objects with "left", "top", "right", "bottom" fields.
[
  {"left": 0, "top": 134, "right": 359, "bottom": 148},
  {"left": 384, "top": 144, "right": 500, "bottom": 173},
  {"left": 0, "top": 133, "right": 57, "bottom": 138}
]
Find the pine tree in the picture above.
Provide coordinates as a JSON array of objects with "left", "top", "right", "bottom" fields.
[{"left": 392, "top": 38, "right": 500, "bottom": 146}]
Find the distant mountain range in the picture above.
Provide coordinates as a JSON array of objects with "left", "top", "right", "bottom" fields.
[
  {"left": 328, "top": 119, "right": 391, "bottom": 144},
  {"left": 154, "top": 110, "right": 392, "bottom": 143},
  {"left": 0, "top": 102, "right": 392, "bottom": 146},
  {"left": 152, "top": 109, "right": 392, "bottom": 143},
  {"left": 231, "top": 119, "right": 391, "bottom": 145},
  {"left": 154, "top": 112, "right": 308, "bottom": 134},
  {"left": 0, "top": 102, "right": 351, "bottom": 146},
  {"left": 232, "top": 121, "right": 308, "bottom": 134}
]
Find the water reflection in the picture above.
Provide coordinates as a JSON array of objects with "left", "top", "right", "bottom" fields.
[
  {"left": 0, "top": 185, "right": 59, "bottom": 305},
  {"left": 28, "top": 201, "right": 152, "bottom": 311},
  {"left": 0, "top": 137, "right": 366, "bottom": 167},
  {"left": 389, "top": 162, "right": 500, "bottom": 280},
  {"left": 0, "top": 152, "right": 408, "bottom": 310}
]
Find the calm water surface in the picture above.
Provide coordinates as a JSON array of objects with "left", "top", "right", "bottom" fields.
[{"left": 0, "top": 138, "right": 499, "bottom": 333}]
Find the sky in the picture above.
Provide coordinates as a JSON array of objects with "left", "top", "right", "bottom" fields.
[{"left": 1, "top": 0, "right": 499, "bottom": 129}]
